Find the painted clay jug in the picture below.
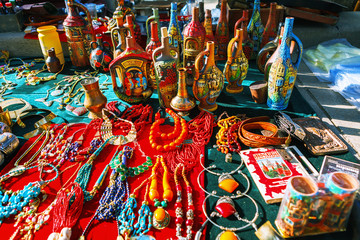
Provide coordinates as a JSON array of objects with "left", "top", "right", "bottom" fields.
[
  {"left": 46, "top": 48, "right": 61, "bottom": 73},
  {"left": 215, "top": 0, "right": 229, "bottom": 60},
  {"left": 183, "top": 7, "right": 206, "bottom": 86},
  {"left": 146, "top": 8, "right": 161, "bottom": 45},
  {"left": 170, "top": 68, "right": 196, "bottom": 116},
  {"left": 234, "top": 10, "right": 253, "bottom": 60},
  {"left": 153, "top": 27, "right": 179, "bottom": 108},
  {"left": 111, "top": 15, "right": 130, "bottom": 58},
  {"left": 267, "top": 17, "right": 303, "bottom": 110},
  {"left": 199, "top": 1, "right": 205, "bottom": 24},
  {"left": 109, "top": 36, "right": 153, "bottom": 103},
  {"left": 146, "top": 21, "right": 161, "bottom": 90},
  {"left": 261, "top": 2, "right": 277, "bottom": 48},
  {"left": 204, "top": 9, "right": 217, "bottom": 53},
  {"left": 124, "top": 14, "right": 143, "bottom": 51},
  {"left": 113, "top": 0, "right": 134, "bottom": 20},
  {"left": 224, "top": 29, "right": 248, "bottom": 94},
  {"left": 81, "top": 77, "right": 107, "bottom": 119},
  {"left": 168, "top": 2, "right": 182, "bottom": 54},
  {"left": 63, "top": 0, "right": 95, "bottom": 67},
  {"left": 90, "top": 34, "right": 113, "bottom": 72},
  {"left": 257, "top": 22, "right": 283, "bottom": 74},
  {"left": 247, "top": 0, "right": 264, "bottom": 59},
  {"left": 193, "top": 41, "right": 224, "bottom": 112}
]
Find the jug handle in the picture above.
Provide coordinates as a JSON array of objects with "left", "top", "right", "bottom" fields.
[
  {"left": 291, "top": 33, "right": 303, "bottom": 69},
  {"left": 256, "top": 40, "right": 277, "bottom": 73},
  {"left": 234, "top": 16, "right": 245, "bottom": 34},
  {"left": 146, "top": 16, "right": 155, "bottom": 42},
  {"left": 152, "top": 46, "right": 164, "bottom": 62},
  {"left": 71, "top": 2, "right": 96, "bottom": 42},
  {"left": 111, "top": 27, "right": 120, "bottom": 48},
  {"left": 194, "top": 50, "right": 209, "bottom": 81},
  {"left": 224, "top": 38, "right": 237, "bottom": 81}
]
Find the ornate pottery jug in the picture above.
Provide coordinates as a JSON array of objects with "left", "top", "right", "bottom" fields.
[
  {"left": 204, "top": 9, "right": 216, "bottom": 49},
  {"left": 168, "top": 2, "right": 182, "bottom": 54},
  {"left": 234, "top": 10, "right": 253, "bottom": 60},
  {"left": 111, "top": 15, "right": 130, "bottom": 58},
  {"left": 109, "top": 36, "right": 153, "bottom": 104},
  {"left": 247, "top": 0, "right": 264, "bottom": 59},
  {"left": 267, "top": 17, "right": 303, "bottom": 110},
  {"left": 199, "top": 1, "right": 205, "bottom": 24},
  {"left": 215, "top": 0, "right": 229, "bottom": 61},
  {"left": 146, "top": 21, "right": 161, "bottom": 90},
  {"left": 153, "top": 27, "right": 179, "bottom": 108},
  {"left": 257, "top": 22, "right": 283, "bottom": 74},
  {"left": 81, "top": 77, "right": 107, "bottom": 119},
  {"left": 224, "top": 29, "right": 248, "bottom": 94},
  {"left": 170, "top": 68, "right": 196, "bottom": 116},
  {"left": 146, "top": 8, "right": 161, "bottom": 45},
  {"left": 261, "top": 2, "right": 277, "bottom": 48},
  {"left": 124, "top": 14, "right": 143, "bottom": 51},
  {"left": 183, "top": 7, "right": 206, "bottom": 86},
  {"left": 90, "top": 34, "right": 113, "bottom": 72},
  {"left": 63, "top": 0, "right": 95, "bottom": 67},
  {"left": 193, "top": 41, "right": 224, "bottom": 112}
]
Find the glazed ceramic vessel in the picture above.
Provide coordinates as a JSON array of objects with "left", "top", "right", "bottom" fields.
[
  {"left": 153, "top": 27, "right": 179, "bottom": 108},
  {"left": 146, "top": 8, "right": 161, "bottom": 45},
  {"left": 215, "top": 0, "right": 229, "bottom": 60},
  {"left": 183, "top": 7, "right": 206, "bottom": 86},
  {"left": 247, "top": 0, "right": 264, "bottom": 59},
  {"left": 204, "top": 9, "right": 216, "bottom": 51},
  {"left": 234, "top": 10, "right": 253, "bottom": 60},
  {"left": 146, "top": 21, "right": 161, "bottom": 90},
  {"left": 170, "top": 68, "right": 196, "bottom": 116},
  {"left": 124, "top": 14, "right": 143, "bottom": 51},
  {"left": 81, "top": 77, "right": 107, "bottom": 119},
  {"left": 109, "top": 37, "right": 153, "bottom": 104},
  {"left": 267, "top": 17, "right": 303, "bottom": 110},
  {"left": 111, "top": 15, "right": 130, "bottom": 58},
  {"left": 261, "top": 2, "right": 277, "bottom": 48},
  {"left": 224, "top": 29, "right": 248, "bottom": 94},
  {"left": 193, "top": 41, "right": 224, "bottom": 112},
  {"left": 46, "top": 48, "right": 61, "bottom": 73},
  {"left": 90, "top": 34, "right": 113, "bottom": 72},
  {"left": 168, "top": 2, "right": 182, "bottom": 54},
  {"left": 63, "top": 0, "right": 95, "bottom": 67}
]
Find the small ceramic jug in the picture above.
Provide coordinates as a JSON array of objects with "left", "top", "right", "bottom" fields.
[
  {"left": 193, "top": 41, "right": 224, "bottom": 112},
  {"left": 224, "top": 29, "right": 248, "bottom": 94},
  {"left": 46, "top": 48, "right": 62, "bottom": 73},
  {"left": 90, "top": 34, "right": 113, "bottom": 72},
  {"left": 267, "top": 17, "right": 303, "bottom": 110},
  {"left": 81, "top": 77, "right": 107, "bottom": 119},
  {"left": 153, "top": 27, "right": 179, "bottom": 108}
]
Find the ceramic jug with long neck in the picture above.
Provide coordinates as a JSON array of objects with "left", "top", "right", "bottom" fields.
[
  {"left": 224, "top": 28, "right": 248, "bottom": 94},
  {"left": 111, "top": 15, "right": 130, "bottom": 58},
  {"left": 267, "top": 17, "right": 303, "bottom": 110},
  {"left": 152, "top": 27, "right": 179, "bottom": 108},
  {"left": 193, "top": 41, "right": 224, "bottom": 112},
  {"left": 146, "top": 8, "right": 161, "bottom": 45},
  {"left": 234, "top": 10, "right": 253, "bottom": 60},
  {"left": 247, "top": 0, "right": 264, "bottom": 59},
  {"left": 168, "top": 2, "right": 182, "bottom": 54},
  {"left": 215, "top": 0, "right": 229, "bottom": 60},
  {"left": 261, "top": 2, "right": 277, "bottom": 48},
  {"left": 146, "top": 21, "right": 161, "bottom": 90}
]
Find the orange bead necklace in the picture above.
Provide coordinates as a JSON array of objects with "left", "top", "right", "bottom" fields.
[{"left": 149, "top": 108, "right": 188, "bottom": 151}]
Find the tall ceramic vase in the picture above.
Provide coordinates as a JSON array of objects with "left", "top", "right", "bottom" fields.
[
  {"left": 146, "top": 8, "right": 161, "bottom": 45},
  {"left": 146, "top": 21, "right": 161, "bottom": 89},
  {"left": 204, "top": 9, "right": 217, "bottom": 53},
  {"left": 267, "top": 17, "right": 303, "bottom": 110},
  {"left": 193, "top": 41, "right": 224, "bottom": 112},
  {"left": 63, "top": 0, "right": 95, "bottom": 67},
  {"left": 153, "top": 27, "right": 179, "bottom": 108},
  {"left": 111, "top": 15, "right": 130, "bottom": 58},
  {"left": 168, "top": 2, "right": 182, "bottom": 53},
  {"left": 247, "top": 0, "right": 264, "bottom": 59},
  {"left": 261, "top": 2, "right": 277, "bottom": 48},
  {"left": 215, "top": 0, "right": 229, "bottom": 60},
  {"left": 224, "top": 29, "right": 248, "bottom": 94},
  {"left": 90, "top": 34, "right": 113, "bottom": 72},
  {"left": 183, "top": 7, "right": 206, "bottom": 86},
  {"left": 234, "top": 10, "right": 253, "bottom": 60}
]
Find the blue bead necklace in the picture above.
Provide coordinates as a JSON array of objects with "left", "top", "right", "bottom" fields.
[{"left": 0, "top": 163, "right": 59, "bottom": 225}]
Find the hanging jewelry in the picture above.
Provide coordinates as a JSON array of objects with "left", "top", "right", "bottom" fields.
[
  {"left": 174, "top": 164, "right": 194, "bottom": 240},
  {"left": 149, "top": 156, "right": 173, "bottom": 230}
]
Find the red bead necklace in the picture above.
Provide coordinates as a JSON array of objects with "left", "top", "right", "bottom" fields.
[{"left": 120, "top": 104, "right": 153, "bottom": 136}]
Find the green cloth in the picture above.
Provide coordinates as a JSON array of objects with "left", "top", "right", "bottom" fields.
[{"left": 2, "top": 59, "right": 358, "bottom": 240}]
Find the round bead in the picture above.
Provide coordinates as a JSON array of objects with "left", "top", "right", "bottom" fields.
[
  {"left": 185, "top": 219, "right": 193, "bottom": 226},
  {"left": 154, "top": 208, "right": 166, "bottom": 221},
  {"left": 175, "top": 217, "right": 183, "bottom": 224},
  {"left": 175, "top": 202, "right": 182, "bottom": 208}
]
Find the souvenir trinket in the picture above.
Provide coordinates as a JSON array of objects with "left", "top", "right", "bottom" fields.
[
  {"left": 90, "top": 34, "right": 113, "bottom": 72},
  {"left": 37, "top": 25, "right": 65, "bottom": 65},
  {"left": 234, "top": 10, "right": 253, "bottom": 59},
  {"left": 261, "top": 2, "right": 277, "bottom": 48},
  {"left": 170, "top": 68, "right": 196, "bottom": 116},
  {"left": 111, "top": 15, "right": 130, "bottom": 58},
  {"left": 224, "top": 29, "right": 248, "bottom": 94},
  {"left": 193, "top": 41, "right": 224, "bottom": 112},
  {"left": 183, "top": 7, "right": 206, "bottom": 86},
  {"left": 45, "top": 48, "right": 62, "bottom": 73},
  {"left": 168, "top": 2, "right": 182, "bottom": 54},
  {"left": 247, "top": 0, "right": 264, "bottom": 59},
  {"left": 146, "top": 21, "right": 161, "bottom": 90},
  {"left": 109, "top": 36, "right": 153, "bottom": 103},
  {"left": 267, "top": 17, "right": 303, "bottom": 110},
  {"left": 146, "top": 8, "right": 161, "bottom": 45},
  {"left": 81, "top": 77, "right": 107, "bottom": 119},
  {"left": 63, "top": 0, "right": 95, "bottom": 67},
  {"left": 215, "top": 0, "right": 229, "bottom": 60},
  {"left": 152, "top": 27, "right": 178, "bottom": 108}
]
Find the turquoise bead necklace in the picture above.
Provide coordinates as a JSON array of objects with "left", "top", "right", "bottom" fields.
[{"left": 0, "top": 163, "right": 59, "bottom": 225}]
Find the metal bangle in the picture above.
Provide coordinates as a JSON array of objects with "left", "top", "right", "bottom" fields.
[{"left": 199, "top": 154, "right": 244, "bottom": 176}]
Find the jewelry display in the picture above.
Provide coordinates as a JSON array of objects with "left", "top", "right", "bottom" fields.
[
  {"left": 149, "top": 156, "right": 173, "bottom": 229},
  {"left": 0, "top": 58, "right": 36, "bottom": 75},
  {"left": 19, "top": 63, "right": 65, "bottom": 86},
  {"left": 149, "top": 109, "right": 188, "bottom": 152},
  {"left": 174, "top": 164, "right": 194, "bottom": 240}
]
